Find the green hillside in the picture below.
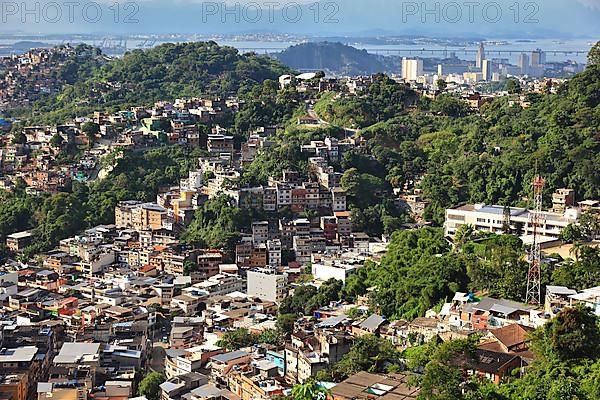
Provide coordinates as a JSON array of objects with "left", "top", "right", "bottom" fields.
[{"left": 28, "top": 41, "right": 292, "bottom": 124}]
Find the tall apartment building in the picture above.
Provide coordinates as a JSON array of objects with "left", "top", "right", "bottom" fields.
[
  {"left": 529, "top": 48, "right": 547, "bottom": 77},
  {"left": 334, "top": 211, "right": 353, "bottom": 239},
  {"left": 114, "top": 200, "right": 143, "bottom": 228},
  {"left": 476, "top": 42, "right": 486, "bottom": 68},
  {"left": 276, "top": 183, "right": 293, "bottom": 208},
  {"left": 195, "top": 251, "right": 223, "bottom": 281},
  {"left": 247, "top": 269, "right": 288, "bottom": 303},
  {"left": 252, "top": 221, "right": 269, "bottom": 247},
  {"left": 482, "top": 59, "right": 492, "bottom": 81},
  {"left": 293, "top": 236, "right": 313, "bottom": 266},
  {"left": 320, "top": 216, "right": 338, "bottom": 242},
  {"left": 517, "top": 53, "right": 529, "bottom": 75},
  {"left": 531, "top": 48, "right": 546, "bottom": 67},
  {"left": 235, "top": 239, "right": 253, "bottom": 269},
  {"left": 401, "top": 58, "right": 423, "bottom": 81},
  {"left": 267, "top": 239, "right": 282, "bottom": 269},
  {"left": 263, "top": 187, "right": 277, "bottom": 212},
  {"left": 207, "top": 134, "right": 234, "bottom": 155},
  {"left": 132, "top": 203, "right": 170, "bottom": 231},
  {"left": 6, "top": 231, "right": 33, "bottom": 253}
]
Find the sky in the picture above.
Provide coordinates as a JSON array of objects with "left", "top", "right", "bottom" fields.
[{"left": 2, "top": 0, "right": 600, "bottom": 38}]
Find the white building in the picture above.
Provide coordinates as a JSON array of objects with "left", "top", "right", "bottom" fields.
[
  {"left": 267, "top": 239, "right": 282, "bottom": 269},
  {"left": 183, "top": 274, "right": 244, "bottom": 297},
  {"left": 331, "top": 188, "right": 347, "bottom": 212},
  {"left": 569, "top": 286, "right": 600, "bottom": 316},
  {"left": 482, "top": 60, "right": 492, "bottom": 81},
  {"left": 246, "top": 269, "right": 288, "bottom": 303},
  {"left": 444, "top": 203, "right": 580, "bottom": 239},
  {"left": 401, "top": 58, "right": 423, "bottom": 81},
  {"left": 252, "top": 221, "right": 269, "bottom": 247},
  {"left": 276, "top": 183, "right": 293, "bottom": 208},
  {"left": 311, "top": 261, "right": 358, "bottom": 284}
]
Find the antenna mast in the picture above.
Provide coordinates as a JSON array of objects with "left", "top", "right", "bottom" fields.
[{"left": 526, "top": 175, "right": 545, "bottom": 305}]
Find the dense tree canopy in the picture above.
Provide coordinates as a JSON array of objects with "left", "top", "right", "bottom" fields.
[
  {"left": 279, "top": 279, "right": 343, "bottom": 317},
  {"left": 399, "top": 307, "right": 600, "bottom": 400},
  {"left": 26, "top": 42, "right": 292, "bottom": 124},
  {"left": 343, "top": 228, "right": 467, "bottom": 320},
  {"left": 330, "top": 335, "right": 402, "bottom": 380},
  {"left": 588, "top": 40, "right": 600, "bottom": 66},
  {"left": 181, "top": 195, "right": 252, "bottom": 253},
  {"left": 311, "top": 64, "right": 600, "bottom": 226},
  {"left": 551, "top": 246, "right": 600, "bottom": 290},
  {"left": 314, "top": 74, "right": 418, "bottom": 128},
  {"left": 0, "top": 145, "right": 203, "bottom": 259},
  {"left": 340, "top": 228, "right": 598, "bottom": 320},
  {"left": 216, "top": 328, "right": 283, "bottom": 350},
  {"left": 137, "top": 372, "right": 166, "bottom": 400}
]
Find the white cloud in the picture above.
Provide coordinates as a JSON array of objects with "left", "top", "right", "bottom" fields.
[{"left": 576, "top": 0, "right": 600, "bottom": 9}]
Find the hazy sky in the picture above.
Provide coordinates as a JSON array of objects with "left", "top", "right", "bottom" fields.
[{"left": 3, "top": 0, "right": 600, "bottom": 38}]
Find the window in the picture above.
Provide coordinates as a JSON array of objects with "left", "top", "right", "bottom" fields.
[{"left": 448, "top": 214, "right": 465, "bottom": 221}]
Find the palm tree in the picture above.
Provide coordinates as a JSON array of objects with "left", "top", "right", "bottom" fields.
[
  {"left": 454, "top": 224, "right": 474, "bottom": 250},
  {"left": 291, "top": 379, "right": 330, "bottom": 400},
  {"left": 570, "top": 241, "right": 584, "bottom": 261}
]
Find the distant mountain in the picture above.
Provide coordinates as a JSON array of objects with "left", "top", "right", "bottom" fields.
[
  {"left": 0, "top": 41, "right": 51, "bottom": 56},
  {"left": 275, "top": 42, "right": 389, "bottom": 76}
]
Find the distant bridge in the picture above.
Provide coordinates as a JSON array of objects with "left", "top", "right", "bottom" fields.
[{"left": 237, "top": 47, "right": 589, "bottom": 57}]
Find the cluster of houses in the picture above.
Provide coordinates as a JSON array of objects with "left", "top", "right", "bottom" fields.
[
  {"left": 0, "top": 47, "right": 598, "bottom": 400},
  {"left": 2, "top": 243, "right": 598, "bottom": 400},
  {"left": 0, "top": 123, "right": 102, "bottom": 193},
  {"left": 0, "top": 46, "right": 80, "bottom": 109},
  {"left": 0, "top": 96, "right": 242, "bottom": 194},
  {"left": 0, "top": 95, "right": 397, "bottom": 399}
]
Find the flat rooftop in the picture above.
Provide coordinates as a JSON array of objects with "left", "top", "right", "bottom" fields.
[
  {"left": 54, "top": 343, "right": 101, "bottom": 364},
  {"left": 7, "top": 231, "right": 33, "bottom": 239},
  {"left": 331, "top": 371, "right": 420, "bottom": 399},
  {"left": 0, "top": 346, "right": 38, "bottom": 363}
]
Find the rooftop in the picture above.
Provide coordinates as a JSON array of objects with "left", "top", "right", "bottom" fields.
[
  {"left": 7, "top": 231, "right": 33, "bottom": 239},
  {"left": 358, "top": 314, "right": 386, "bottom": 331},
  {"left": 316, "top": 314, "right": 348, "bottom": 328},
  {"left": 331, "top": 371, "right": 420, "bottom": 399},
  {"left": 210, "top": 350, "right": 250, "bottom": 364},
  {"left": 472, "top": 297, "right": 534, "bottom": 314},
  {"left": 546, "top": 285, "right": 577, "bottom": 296},
  {"left": 0, "top": 346, "right": 38, "bottom": 363},
  {"left": 490, "top": 324, "right": 533, "bottom": 349},
  {"left": 54, "top": 342, "right": 101, "bottom": 364}
]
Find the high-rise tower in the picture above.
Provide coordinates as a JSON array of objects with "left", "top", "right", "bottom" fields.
[{"left": 476, "top": 42, "right": 486, "bottom": 68}]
